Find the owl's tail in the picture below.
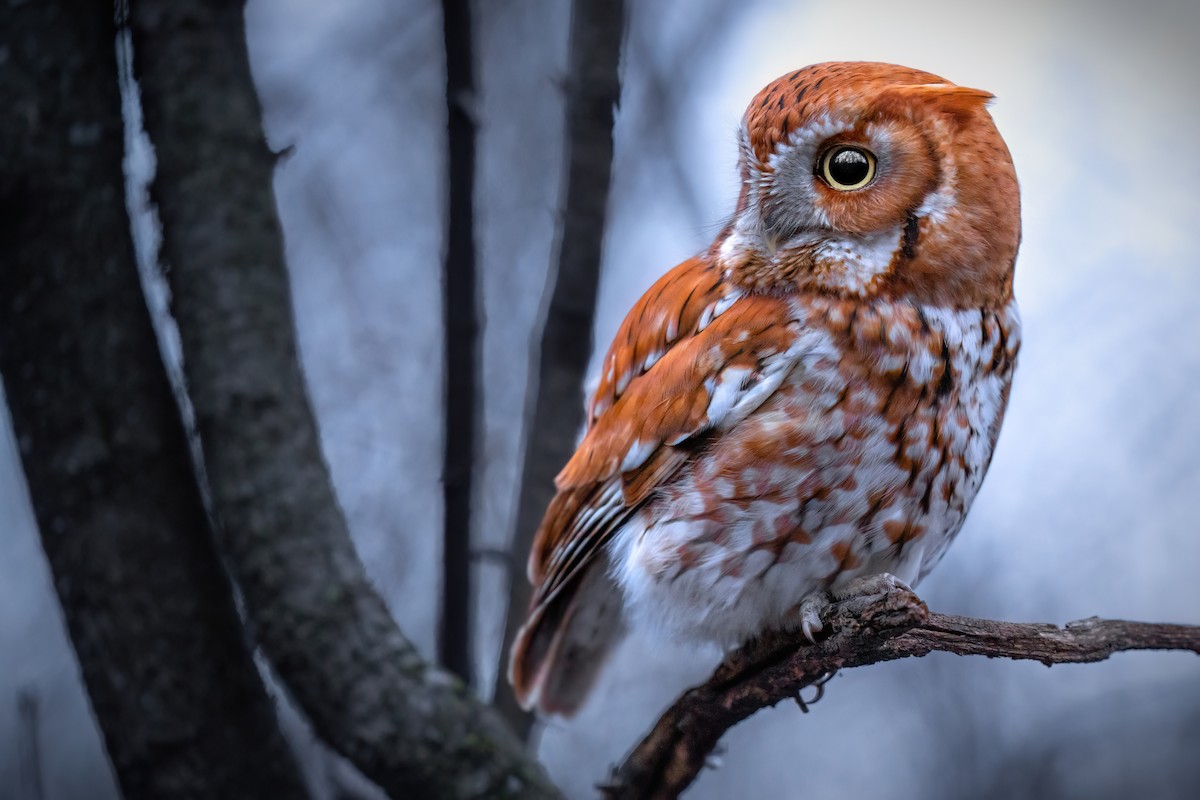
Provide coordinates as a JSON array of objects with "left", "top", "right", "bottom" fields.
[{"left": 508, "top": 560, "right": 625, "bottom": 717}]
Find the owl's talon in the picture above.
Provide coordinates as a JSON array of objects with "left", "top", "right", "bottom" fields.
[
  {"left": 794, "top": 668, "right": 839, "bottom": 712},
  {"left": 797, "top": 590, "right": 832, "bottom": 643}
]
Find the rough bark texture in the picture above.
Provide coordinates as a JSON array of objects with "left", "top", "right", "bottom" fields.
[
  {"left": 0, "top": 2, "right": 309, "bottom": 797},
  {"left": 440, "top": 0, "right": 479, "bottom": 686},
  {"left": 604, "top": 590, "right": 1200, "bottom": 800},
  {"left": 126, "top": 1, "right": 558, "bottom": 796},
  {"left": 494, "top": 0, "right": 627, "bottom": 738}
]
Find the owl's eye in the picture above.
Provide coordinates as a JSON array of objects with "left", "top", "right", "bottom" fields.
[{"left": 818, "top": 146, "right": 877, "bottom": 191}]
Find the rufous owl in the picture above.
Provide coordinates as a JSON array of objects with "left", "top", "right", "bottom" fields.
[{"left": 510, "top": 61, "right": 1021, "bottom": 715}]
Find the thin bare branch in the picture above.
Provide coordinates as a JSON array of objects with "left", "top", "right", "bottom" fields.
[
  {"left": 604, "top": 589, "right": 1200, "bottom": 800},
  {"left": 16, "top": 689, "right": 45, "bottom": 800},
  {"left": 440, "top": 0, "right": 480, "bottom": 687},
  {"left": 493, "top": 0, "right": 627, "bottom": 739},
  {"left": 890, "top": 612, "right": 1200, "bottom": 663}
]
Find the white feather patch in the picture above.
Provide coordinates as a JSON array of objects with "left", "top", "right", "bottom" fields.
[
  {"left": 811, "top": 227, "right": 903, "bottom": 293},
  {"left": 704, "top": 366, "right": 754, "bottom": 426},
  {"left": 620, "top": 439, "right": 657, "bottom": 473}
]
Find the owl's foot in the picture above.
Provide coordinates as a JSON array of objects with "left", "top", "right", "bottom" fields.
[
  {"left": 832, "top": 571, "right": 913, "bottom": 601},
  {"left": 796, "top": 572, "right": 916, "bottom": 643}
]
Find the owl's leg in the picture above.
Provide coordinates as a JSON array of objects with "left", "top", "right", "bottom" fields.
[{"left": 795, "top": 572, "right": 915, "bottom": 643}]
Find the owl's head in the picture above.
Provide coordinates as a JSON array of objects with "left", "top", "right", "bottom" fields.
[{"left": 715, "top": 62, "right": 1020, "bottom": 307}]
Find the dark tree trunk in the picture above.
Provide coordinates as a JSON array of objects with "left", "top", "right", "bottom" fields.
[
  {"left": 126, "top": 1, "right": 558, "bottom": 796},
  {"left": 0, "top": 2, "right": 309, "bottom": 797},
  {"left": 494, "top": 0, "right": 627, "bottom": 738},
  {"left": 440, "top": 0, "right": 479, "bottom": 686}
]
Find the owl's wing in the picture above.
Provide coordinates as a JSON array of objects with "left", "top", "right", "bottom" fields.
[{"left": 510, "top": 256, "right": 809, "bottom": 712}]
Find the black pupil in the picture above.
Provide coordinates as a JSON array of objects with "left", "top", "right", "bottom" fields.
[{"left": 828, "top": 148, "right": 869, "bottom": 185}]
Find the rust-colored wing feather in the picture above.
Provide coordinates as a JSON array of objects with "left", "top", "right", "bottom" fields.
[{"left": 510, "top": 256, "right": 808, "bottom": 712}]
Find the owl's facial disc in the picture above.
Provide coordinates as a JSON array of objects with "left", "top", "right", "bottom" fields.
[
  {"left": 759, "top": 140, "right": 883, "bottom": 244},
  {"left": 716, "top": 111, "right": 948, "bottom": 296}
]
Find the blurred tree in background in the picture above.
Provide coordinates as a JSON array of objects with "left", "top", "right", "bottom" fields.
[
  {"left": 1, "top": 0, "right": 618, "bottom": 796},
  {"left": 0, "top": 2, "right": 307, "bottom": 795}
]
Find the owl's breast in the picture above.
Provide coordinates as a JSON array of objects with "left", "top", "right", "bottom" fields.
[{"left": 610, "top": 294, "right": 1020, "bottom": 644}]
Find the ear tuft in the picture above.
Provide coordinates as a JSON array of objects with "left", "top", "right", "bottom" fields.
[{"left": 885, "top": 82, "right": 995, "bottom": 120}]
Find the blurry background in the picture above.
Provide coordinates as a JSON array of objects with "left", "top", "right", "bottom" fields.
[{"left": 3, "top": 0, "right": 1199, "bottom": 797}]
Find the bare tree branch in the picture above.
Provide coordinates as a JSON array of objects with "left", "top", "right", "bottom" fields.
[
  {"left": 126, "top": 1, "right": 557, "bottom": 797},
  {"left": 440, "top": 0, "right": 480, "bottom": 686},
  {"left": 493, "top": 0, "right": 628, "bottom": 740},
  {"left": 604, "top": 589, "right": 1200, "bottom": 800},
  {"left": 889, "top": 611, "right": 1200, "bottom": 663}
]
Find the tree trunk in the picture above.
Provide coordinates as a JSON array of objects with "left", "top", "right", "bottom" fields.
[
  {"left": 0, "top": 2, "right": 309, "bottom": 797},
  {"left": 126, "top": 1, "right": 559, "bottom": 796},
  {"left": 493, "top": 0, "right": 627, "bottom": 738}
]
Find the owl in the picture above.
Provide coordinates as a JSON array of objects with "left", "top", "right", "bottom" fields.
[{"left": 509, "top": 62, "right": 1021, "bottom": 715}]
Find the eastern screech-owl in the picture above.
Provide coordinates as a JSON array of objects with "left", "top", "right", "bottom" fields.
[{"left": 509, "top": 61, "right": 1021, "bottom": 715}]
